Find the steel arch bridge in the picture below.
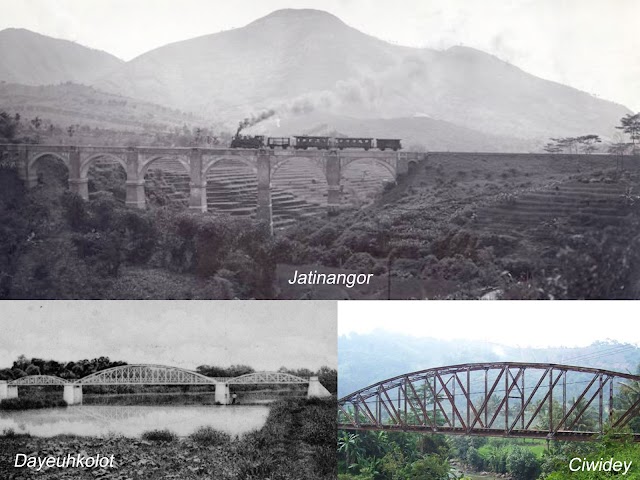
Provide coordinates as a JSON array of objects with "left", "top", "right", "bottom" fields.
[
  {"left": 338, "top": 362, "right": 640, "bottom": 441},
  {"left": 6, "top": 365, "right": 308, "bottom": 386}
]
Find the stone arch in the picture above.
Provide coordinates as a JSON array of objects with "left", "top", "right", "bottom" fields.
[
  {"left": 28, "top": 152, "right": 70, "bottom": 187},
  {"left": 28, "top": 152, "right": 70, "bottom": 172},
  {"left": 341, "top": 157, "right": 396, "bottom": 179},
  {"left": 203, "top": 156, "right": 257, "bottom": 177},
  {"left": 82, "top": 153, "right": 128, "bottom": 201},
  {"left": 140, "top": 155, "right": 191, "bottom": 177},
  {"left": 203, "top": 156, "right": 258, "bottom": 219},
  {"left": 79, "top": 153, "right": 127, "bottom": 179},
  {"left": 270, "top": 156, "right": 328, "bottom": 227}
]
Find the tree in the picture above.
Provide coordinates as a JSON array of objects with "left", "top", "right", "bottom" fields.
[
  {"left": 543, "top": 142, "right": 562, "bottom": 154},
  {"left": 338, "top": 431, "right": 363, "bottom": 468},
  {"left": 576, "top": 134, "right": 601, "bottom": 154},
  {"left": 506, "top": 446, "right": 541, "bottom": 480},
  {"left": 0, "top": 111, "right": 19, "bottom": 142},
  {"left": 616, "top": 113, "right": 640, "bottom": 148}
]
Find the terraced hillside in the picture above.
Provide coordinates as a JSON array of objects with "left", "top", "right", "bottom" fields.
[{"left": 468, "top": 179, "right": 634, "bottom": 237}]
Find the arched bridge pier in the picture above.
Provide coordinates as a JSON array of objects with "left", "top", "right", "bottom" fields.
[
  {"left": 338, "top": 362, "right": 640, "bottom": 441},
  {"left": 1, "top": 144, "right": 424, "bottom": 233},
  {"left": 0, "top": 365, "right": 332, "bottom": 406}
]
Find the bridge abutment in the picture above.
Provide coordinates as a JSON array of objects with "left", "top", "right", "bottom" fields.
[
  {"left": 0, "top": 382, "right": 19, "bottom": 400},
  {"left": 256, "top": 150, "right": 273, "bottom": 233},
  {"left": 63, "top": 385, "right": 83, "bottom": 405},
  {"left": 307, "top": 376, "right": 331, "bottom": 398},
  {"left": 215, "top": 383, "right": 230, "bottom": 405}
]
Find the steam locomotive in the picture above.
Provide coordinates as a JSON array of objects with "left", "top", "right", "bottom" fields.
[{"left": 230, "top": 135, "right": 402, "bottom": 151}]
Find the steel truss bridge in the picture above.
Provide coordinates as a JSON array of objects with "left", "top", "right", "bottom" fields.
[
  {"left": 6, "top": 365, "right": 309, "bottom": 386},
  {"left": 338, "top": 362, "right": 640, "bottom": 441}
]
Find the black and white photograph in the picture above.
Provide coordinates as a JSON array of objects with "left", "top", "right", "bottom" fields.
[
  {"left": 0, "top": 0, "right": 639, "bottom": 300},
  {"left": 0, "top": 301, "right": 337, "bottom": 479},
  {"left": 337, "top": 302, "right": 640, "bottom": 479}
]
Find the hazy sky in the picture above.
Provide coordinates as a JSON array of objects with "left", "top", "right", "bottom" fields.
[
  {"left": 0, "top": 0, "right": 638, "bottom": 111},
  {"left": 0, "top": 301, "right": 336, "bottom": 371},
  {"left": 339, "top": 302, "right": 640, "bottom": 348}
]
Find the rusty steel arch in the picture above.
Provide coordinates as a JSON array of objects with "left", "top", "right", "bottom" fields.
[
  {"left": 9, "top": 375, "right": 70, "bottom": 386},
  {"left": 228, "top": 372, "right": 308, "bottom": 385},
  {"left": 78, "top": 364, "right": 218, "bottom": 386},
  {"left": 338, "top": 362, "right": 640, "bottom": 441}
]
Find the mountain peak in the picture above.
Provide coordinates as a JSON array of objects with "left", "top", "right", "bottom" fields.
[{"left": 249, "top": 8, "right": 345, "bottom": 26}]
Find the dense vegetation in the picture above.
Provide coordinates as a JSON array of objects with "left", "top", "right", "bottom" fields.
[
  {"left": 0, "top": 162, "right": 279, "bottom": 299},
  {"left": 0, "top": 397, "right": 336, "bottom": 479},
  {"left": 338, "top": 429, "right": 640, "bottom": 480}
]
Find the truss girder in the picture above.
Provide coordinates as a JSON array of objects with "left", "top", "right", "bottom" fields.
[
  {"left": 338, "top": 362, "right": 640, "bottom": 440},
  {"left": 228, "top": 372, "right": 308, "bottom": 385},
  {"left": 9, "top": 375, "right": 70, "bottom": 386}
]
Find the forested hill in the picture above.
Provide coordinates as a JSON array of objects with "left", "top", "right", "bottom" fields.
[{"left": 338, "top": 332, "right": 640, "bottom": 397}]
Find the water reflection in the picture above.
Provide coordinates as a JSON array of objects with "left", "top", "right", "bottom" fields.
[{"left": 0, "top": 405, "right": 269, "bottom": 438}]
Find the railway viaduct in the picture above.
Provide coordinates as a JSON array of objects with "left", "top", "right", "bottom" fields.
[{"left": 0, "top": 144, "right": 424, "bottom": 232}]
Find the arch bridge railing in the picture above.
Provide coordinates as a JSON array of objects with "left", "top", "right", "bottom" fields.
[{"left": 338, "top": 362, "right": 640, "bottom": 441}]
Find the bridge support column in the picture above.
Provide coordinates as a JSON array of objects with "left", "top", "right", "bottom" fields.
[
  {"left": 69, "top": 178, "right": 89, "bottom": 200},
  {"left": 189, "top": 149, "right": 207, "bottom": 212},
  {"left": 215, "top": 383, "right": 230, "bottom": 405},
  {"left": 67, "top": 148, "right": 89, "bottom": 200},
  {"left": 256, "top": 150, "right": 273, "bottom": 234},
  {"left": 17, "top": 145, "right": 29, "bottom": 183},
  {"left": 307, "top": 376, "right": 331, "bottom": 398},
  {"left": 325, "top": 152, "right": 341, "bottom": 212},
  {"left": 63, "top": 385, "right": 83, "bottom": 406},
  {"left": 125, "top": 148, "right": 146, "bottom": 209}
]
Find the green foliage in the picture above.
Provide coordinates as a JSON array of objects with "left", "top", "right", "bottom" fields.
[
  {"left": 506, "top": 446, "right": 541, "bottom": 480},
  {"left": 189, "top": 426, "right": 232, "bottom": 445},
  {"left": 141, "top": 429, "right": 178, "bottom": 442},
  {"left": 0, "top": 396, "right": 67, "bottom": 410}
]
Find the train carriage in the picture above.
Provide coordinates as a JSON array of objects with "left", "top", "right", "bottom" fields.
[
  {"left": 267, "top": 137, "right": 291, "bottom": 149},
  {"left": 293, "top": 136, "right": 331, "bottom": 150},
  {"left": 335, "top": 137, "right": 373, "bottom": 150},
  {"left": 375, "top": 138, "right": 402, "bottom": 151}
]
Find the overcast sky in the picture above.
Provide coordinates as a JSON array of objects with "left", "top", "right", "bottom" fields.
[
  {"left": 0, "top": 0, "right": 638, "bottom": 111},
  {"left": 339, "top": 302, "right": 640, "bottom": 348},
  {"left": 0, "top": 301, "right": 336, "bottom": 371}
]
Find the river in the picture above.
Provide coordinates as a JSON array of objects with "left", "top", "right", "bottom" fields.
[{"left": 0, "top": 405, "right": 270, "bottom": 438}]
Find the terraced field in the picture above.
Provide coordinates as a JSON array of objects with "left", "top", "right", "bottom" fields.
[{"left": 468, "top": 179, "right": 634, "bottom": 238}]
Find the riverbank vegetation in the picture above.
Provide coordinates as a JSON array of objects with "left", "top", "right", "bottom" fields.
[
  {"left": 0, "top": 397, "right": 336, "bottom": 480},
  {"left": 337, "top": 430, "right": 640, "bottom": 480}
]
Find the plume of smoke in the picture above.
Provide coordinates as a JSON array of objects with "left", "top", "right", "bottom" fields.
[{"left": 236, "top": 109, "right": 276, "bottom": 136}]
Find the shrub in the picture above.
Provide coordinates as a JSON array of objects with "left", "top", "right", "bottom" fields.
[
  {"left": 344, "top": 252, "right": 377, "bottom": 273},
  {"left": 141, "top": 429, "right": 177, "bottom": 442},
  {"left": 189, "top": 426, "right": 231, "bottom": 446}
]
